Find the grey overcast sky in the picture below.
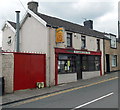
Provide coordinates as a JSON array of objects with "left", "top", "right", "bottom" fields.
[{"left": 0, "top": 0, "right": 119, "bottom": 47}]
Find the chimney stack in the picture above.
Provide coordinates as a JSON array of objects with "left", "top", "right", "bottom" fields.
[
  {"left": 16, "top": 11, "right": 20, "bottom": 52},
  {"left": 84, "top": 20, "right": 93, "bottom": 29},
  {"left": 27, "top": 1, "right": 38, "bottom": 13}
]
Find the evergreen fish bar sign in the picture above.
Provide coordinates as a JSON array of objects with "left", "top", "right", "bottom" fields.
[
  {"left": 67, "top": 50, "right": 91, "bottom": 54},
  {"left": 74, "top": 51, "right": 90, "bottom": 54}
]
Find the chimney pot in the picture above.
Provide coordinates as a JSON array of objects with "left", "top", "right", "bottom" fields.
[
  {"left": 27, "top": 1, "right": 38, "bottom": 13},
  {"left": 84, "top": 20, "right": 93, "bottom": 29}
]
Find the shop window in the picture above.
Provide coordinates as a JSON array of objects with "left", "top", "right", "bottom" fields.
[
  {"left": 97, "top": 39, "right": 100, "bottom": 50},
  {"left": 58, "top": 54, "right": 76, "bottom": 74},
  {"left": 67, "top": 33, "right": 72, "bottom": 47},
  {"left": 81, "top": 36, "right": 86, "bottom": 49},
  {"left": 82, "top": 55, "right": 100, "bottom": 71},
  {"left": 112, "top": 55, "right": 117, "bottom": 67}
]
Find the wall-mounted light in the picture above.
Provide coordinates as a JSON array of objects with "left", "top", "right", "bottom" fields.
[{"left": 74, "top": 33, "right": 77, "bottom": 37}]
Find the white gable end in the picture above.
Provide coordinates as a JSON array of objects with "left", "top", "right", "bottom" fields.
[
  {"left": 20, "top": 11, "right": 49, "bottom": 53},
  {"left": 2, "top": 21, "right": 16, "bottom": 33},
  {"left": 28, "top": 9, "right": 47, "bottom": 26}
]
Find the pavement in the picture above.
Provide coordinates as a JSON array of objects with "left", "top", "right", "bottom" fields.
[
  {"left": 1, "top": 72, "right": 119, "bottom": 106},
  {"left": 5, "top": 74, "right": 118, "bottom": 108}
]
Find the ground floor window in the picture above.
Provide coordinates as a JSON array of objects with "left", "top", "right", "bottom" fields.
[
  {"left": 82, "top": 55, "right": 100, "bottom": 71},
  {"left": 112, "top": 55, "right": 117, "bottom": 67},
  {"left": 58, "top": 54, "right": 76, "bottom": 74},
  {"left": 58, "top": 54, "right": 101, "bottom": 73}
]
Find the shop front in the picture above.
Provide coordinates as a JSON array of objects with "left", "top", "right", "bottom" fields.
[{"left": 55, "top": 48, "right": 102, "bottom": 85}]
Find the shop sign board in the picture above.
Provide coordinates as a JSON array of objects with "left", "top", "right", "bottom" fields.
[
  {"left": 74, "top": 51, "right": 90, "bottom": 54},
  {"left": 67, "top": 50, "right": 91, "bottom": 54},
  {"left": 56, "top": 27, "right": 64, "bottom": 43}
]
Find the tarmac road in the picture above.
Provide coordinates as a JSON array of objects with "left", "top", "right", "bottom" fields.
[{"left": 3, "top": 76, "right": 118, "bottom": 109}]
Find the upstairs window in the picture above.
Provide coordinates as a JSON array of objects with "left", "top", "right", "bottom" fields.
[
  {"left": 67, "top": 33, "right": 72, "bottom": 47},
  {"left": 81, "top": 36, "right": 86, "bottom": 49},
  {"left": 110, "top": 35, "right": 117, "bottom": 48},
  {"left": 7, "top": 36, "right": 12, "bottom": 45},
  {"left": 97, "top": 39, "right": 100, "bottom": 50}
]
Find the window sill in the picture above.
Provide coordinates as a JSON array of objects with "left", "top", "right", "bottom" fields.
[
  {"left": 112, "top": 66, "right": 117, "bottom": 68},
  {"left": 82, "top": 70, "right": 100, "bottom": 72},
  {"left": 81, "top": 48, "right": 87, "bottom": 51},
  {"left": 65, "top": 47, "right": 74, "bottom": 49},
  {"left": 58, "top": 72, "right": 77, "bottom": 74},
  {"left": 97, "top": 49, "right": 101, "bottom": 52}
]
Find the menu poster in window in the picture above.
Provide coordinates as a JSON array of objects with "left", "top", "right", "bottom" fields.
[{"left": 56, "top": 27, "right": 64, "bottom": 43}]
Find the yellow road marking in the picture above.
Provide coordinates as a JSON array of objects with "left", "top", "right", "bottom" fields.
[{"left": 11, "top": 76, "right": 118, "bottom": 107}]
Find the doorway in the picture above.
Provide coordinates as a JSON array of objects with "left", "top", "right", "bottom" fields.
[
  {"left": 76, "top": 55, "right": 82, "bottom": 80},
  {"left": 106, "top": 54, "right": 110, "bottom": 73}
]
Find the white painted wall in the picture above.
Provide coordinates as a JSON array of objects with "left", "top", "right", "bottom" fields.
[
  {"left": 20, "top": 15, "right": 48, "bottom": 53},
  {"left": 100, "top": 39, "right": 104, "bottom": 75},
  {"left": 58, "top": 73, "right": 77, "bottom": 84},
  {"left": 2, "top": 25, "right": 15, "bottom": 51},
  {"left": 82, "top": 71, "right": 100, "bottom": 79},
  {"left": 73, "top": 33, "right": 81, "bottom": 50},
  {"left": 86, "top": 36, "right": 104, "bottom": 52}
]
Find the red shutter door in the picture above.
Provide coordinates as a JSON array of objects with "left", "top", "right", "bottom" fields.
[{"left": 14, "top": 53, "right": 46, "bottom": 91}]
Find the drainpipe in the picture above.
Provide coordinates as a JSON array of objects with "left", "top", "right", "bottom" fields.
[
  {"left": 118, "top": 21, "right": 120, "bottom": 41},
  {"left": 16, "top": 11, "right": 20, "bottom": 52},
  {"left": 103, "top": 38, "right": 106, "bottom": 74}
]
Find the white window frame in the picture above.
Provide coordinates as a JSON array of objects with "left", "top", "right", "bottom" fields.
[
  {"left": 112, "top": 55, "right": 117, "bottom": 67},
  {"left": 110, "top": 35, "right": 117, "bottom": 48},
  {"left": 81, "top": 36, "right": 86, "bottom": 49}
]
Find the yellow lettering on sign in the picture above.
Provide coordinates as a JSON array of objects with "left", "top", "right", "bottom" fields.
[{"left": 56, "top": 28, "right": 64, "bottom": 43}]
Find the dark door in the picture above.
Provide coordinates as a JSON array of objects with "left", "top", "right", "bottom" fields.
[
  {"left": 76, "top": 55, "right": 82, "bottom": 79},
  {"left": 106, "top": 54, "right": 110, "bottom": 73}
]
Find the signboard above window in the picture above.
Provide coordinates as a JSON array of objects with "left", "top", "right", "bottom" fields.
[
  {"left": 56, "top": 27, "right": 64, "bottom": 43},
  {"left": 110, "top": 34, "right": 117, "bottom": 48}
]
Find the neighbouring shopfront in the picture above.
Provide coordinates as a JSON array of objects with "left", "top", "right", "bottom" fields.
[{"left": 55, "top": 48, "right": 102, "bottom": 84}]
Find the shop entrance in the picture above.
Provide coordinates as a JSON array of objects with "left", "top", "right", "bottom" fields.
[
  {"left": 76, "top": 55, "right": 82, "bottom": 80},
  {"left": 106, "top": 54, "right": 110, "bottom": 73}
]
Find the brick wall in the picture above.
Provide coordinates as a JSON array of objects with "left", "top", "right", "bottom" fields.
[{"left": 105, "top": 39, "right": 119, "bottom": 72}]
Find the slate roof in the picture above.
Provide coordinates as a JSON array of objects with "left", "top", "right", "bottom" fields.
[
  {"left": 37, "top": 13, "right": 107, "bottom": 39},
  {"left": 6, "top": 13, "right": 110, "bottom": 40},
  {"left": 8, "top": 21, "right": 16, "bottom": 29}
]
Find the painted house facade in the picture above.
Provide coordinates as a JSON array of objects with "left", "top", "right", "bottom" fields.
[
  {"left": 2, "top": 1, "right": 112, "bottom": 89},
  {"left": 104, "top": 33, "right": 120, "bottom": 73},
  {"left": 2, "top": 21, "right": 16, "bottom": 51}
]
